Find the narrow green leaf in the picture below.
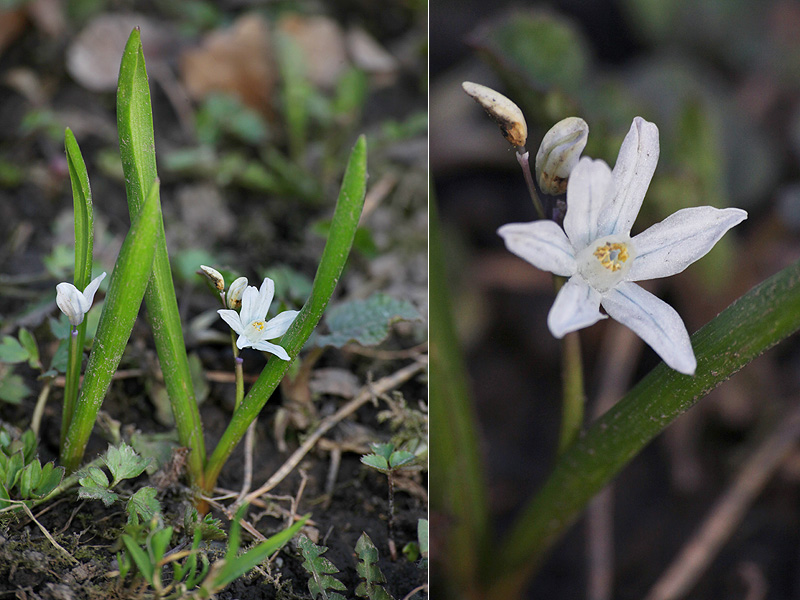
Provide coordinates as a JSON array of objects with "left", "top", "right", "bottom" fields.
[
  {"left": 117, "top": 27, "right": 205, "bottom": 487},
  {"left": 214, "top": 512, "right": 309, "bottom": 589},
  {"left": 429, "top": 196, "right": 490, "bottom": 590},
  {"left": 18, "top": 329, "right": 39, "bottom": 369},
  {"left": 0, "top": 336, "right": 29, "bottom": 363},
  {"left": 492, "top": 257, "right": 800, "bottom": 594},
  {"left": 60, "top": 181, "right": 161, "bottom": 472},
  {"left": 122, "top": 534, "right": 155, "bottom": 583},
  {"left": 203, "top": 135, "right": 368, "bottom": 494},
  {"left": 62, "top": 128, "right": 94, "bottom": 441}
]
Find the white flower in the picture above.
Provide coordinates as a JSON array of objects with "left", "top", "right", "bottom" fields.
[
  {"left": 56, "top": 272, "right": 107, "bottom": 327},
  {"left": 217, "top": 277, "right": 298, "bottom": 361},
  {"left": 498, "top": 117, "right": 747, "bottom": 375}
]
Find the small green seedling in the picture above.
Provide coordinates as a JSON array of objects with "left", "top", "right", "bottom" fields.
[
  {"left": 355, "top": 532, "right": 395, "bottom": 600},
  {"left": 298, "top": 534, "right": 348, "bottom": 600},
  {"left": 119, "top": 504, "right": 308, "bottom": 598},
  {"left": 361, "top": 442, "right": 416, "bottom": 553},
  {"left": 0, "top": 428, "right": 64, "bottom": 509},
  {"left": 77, "top": 442, "right": 160, "bottom": 524}
]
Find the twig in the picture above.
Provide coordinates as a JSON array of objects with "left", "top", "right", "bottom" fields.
[
  {"left": 16, "top": 501, "right": 78, "bottom": 565},
  {"left": 401, "top": 583, "right": 428, "bottom": 600},
  {"left": 236, "top": 420, "right": 258, "bottom": 504},
  {"left": 586, "top": 322, "right": 642, "bottom": 600},
  {"left": 240, "top": 359, "right": 426, "bottom": 507},
  {"left": 644, "top": 399, "right": 800, "bottom": 600},
  {"left": 30, "top": 377, "right": 53, "bottom": 439}
]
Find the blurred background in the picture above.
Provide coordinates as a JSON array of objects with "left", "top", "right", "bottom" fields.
[{"left": 432, "top": 0, "right": 800, "bottom": 598}]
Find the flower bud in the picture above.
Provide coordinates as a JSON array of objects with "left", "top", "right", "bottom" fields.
[
  {"left": 226, "top": 276, "right": 248, "bottom": 310},
  {"left": 535, "top": 117, "right": 588, "bottom": 195},
  {"left": 200, "top": 265, "right": 225, "bottom": 292},
  {"left": 462, "top": 81, "right": 528, "bottom": 148}
]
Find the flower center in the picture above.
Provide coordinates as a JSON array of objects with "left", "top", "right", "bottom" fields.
[
  {"left": 593, "top": 241, "right": 629, "bottom": 272},
  {"left": 244, "top": 319, "right": 268, "bottom": 341},
  {"left": 576, "top": 234, "right": 636, "bottom": 294}
]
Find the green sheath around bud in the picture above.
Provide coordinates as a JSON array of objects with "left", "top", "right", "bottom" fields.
[
  {"left": 535, "top": 117, "right": 589, "bottom": 195},
  {"left": 462, "top": 81, "right": 528, "bottom": 148}
]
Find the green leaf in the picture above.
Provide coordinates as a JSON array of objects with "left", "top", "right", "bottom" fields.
[
  {"left": 60, "top": 180, "right": 161, "bottom": 473},
  {"left": 315, "top": 293, "right": 421, "bottom": 348},
  {"left": 122, "top": 533, "right": 155, "bottom": 583},
  {"left": 418, "top": 519, "right": 428, "bottom": 556},
  {"left": 0, "top": 372, "right": 31, "bottom": 404},
  {"left": 127, "top": 487, "right": 161, "bottom": 524},
  {"left": 17, "top": 460, "right": 42, "bottom": 499},
  {"left": 78, "top": 485, "right": 118, "bottom": 506},
  {"left": 355, "top": 532, "right": 394, "bottom": 600},
  {"left": 388, "top": 451, "right": 415, "bottom": 469},
  {"left": 81, "top": 466, "right": 110, "bottom": 488},
  {"left": 213, "top": 509, "right": 309, "bottom": 589},
  {"left": 17, "top": 329, "right": 39, "bottom": 369},
  {"left": 361, "top": 454, "right": 389, "bottom": 472},
  {"left": 298, "top": 534, "right": 347, "bottom": 599},
  {"left": 0, "top": 336, "right": 29, "bottom": 364},
  {"left": 103, "top": 443, "right": 150, "bottom": 486},
  {"left": 116, "top": 27, "right": 205, "bottom": 486},
  {"left": 33, "top": 463, "right": 64, "bottom": 498}
]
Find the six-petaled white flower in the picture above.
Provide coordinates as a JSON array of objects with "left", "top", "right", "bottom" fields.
[
  {"left": 56, "top": 272, "right": 107, "bottom": 327},
  {"left": 217, "top": 277, "right": 298, "bottom": 361},
  {"left": 498, "top": 117, "right": 747, "bottom": 375}
]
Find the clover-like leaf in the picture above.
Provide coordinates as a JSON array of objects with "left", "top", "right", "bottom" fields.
[
  {"left": 127, "top": 486, "right": 161, "bottom": 525},
  {"left": 0, "top": 336, "right": 29, "bottom": 364},
  {"left": 103, "top": 442, "right": 150, "bottom": 487},
  {"left": 361, "top": 454, "right": 390, "bottom": 473}
]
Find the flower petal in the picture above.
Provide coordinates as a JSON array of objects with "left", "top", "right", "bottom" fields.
[
  {"left": 251, "top": 339, "right": 291, "bottom": 361},
  {"left": 56, "top": 282, "right": 88, "bottom": 326},
  {"left": 563, "top": 157, "right": 614, "bottom": 251},
  {"left": 498, "top": 221, "right": 576, "bottom": 277},
  {"left": 547, "top": 276, "right": 606, "bottom": 338},
  {"left": 218, "top": 309, "right": 244, "bottom": 336},
  {"left": 239, "top": 285, "right": 261, "bottom": 326},
  {"left": 262, "top": 310, "right": 299, "bottom": 339},
  {"left": 601, "top": 281, "right": 696, "bottom": 375},
  {"left": 598, "top": 117, "right": 660, "bottom": 237},
  {"left": 252, "top": 278, "right": 275, "bottom": 323},
  {"left": 628, "top": 207, "right": 747, "bottom": 281},
  {"left": 82, "top": 272, "right": 107, "bottom": 305}
]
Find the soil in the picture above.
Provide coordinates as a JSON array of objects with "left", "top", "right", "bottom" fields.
[{"left": 0, "top": 2, "right": 427, "bottom": 599}]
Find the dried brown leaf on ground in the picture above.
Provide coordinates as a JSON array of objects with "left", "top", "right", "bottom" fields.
[
  {"left": 278, "top": 14, "right": 349, "bottom": 90},
  {"left": 180, "top": 12, "right": 276, "bottom": 115}
]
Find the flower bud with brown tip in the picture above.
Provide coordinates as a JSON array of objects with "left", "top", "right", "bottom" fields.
[{"left": 462, "top": 81, "right": 528, "bottom": 148}]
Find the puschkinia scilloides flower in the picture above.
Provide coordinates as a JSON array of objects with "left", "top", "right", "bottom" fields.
[
  {"left": 56, "top": 272, "right": 107, "bottom": 327},
  {"left": 217, "top": 277, "right": 299, "bottom": 361},
  {"left": 498, "top": 117, "right": 747, "bottom": 375}
]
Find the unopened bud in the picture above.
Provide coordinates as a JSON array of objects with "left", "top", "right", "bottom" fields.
[
  {"left": 535, "top": 117, "right": 588, "bottom": 195},
  {"left": 462, "top": 81, "right": 528, "bottom": 148},
  {"left": 200, "top": 265, "right": 225, "bottom": 292},
  {"left": 226, "top": 276, "right": 248, "bottom": 310}
]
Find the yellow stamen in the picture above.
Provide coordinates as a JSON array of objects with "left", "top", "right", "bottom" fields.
[{"left": 593, "top": 242, "right": 629, "bottom": 272}]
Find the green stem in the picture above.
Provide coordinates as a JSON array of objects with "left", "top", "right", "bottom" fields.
[
  {"left": 60, "top": 330, "right": 83, "bottom": 451},
  {"left": 558, "top": 331, "right": 584, "bottom": 455},
  {"left": 201, "top": 135, "right": 367, "bottom": 499},
  {"left": 487, "top": 258, "right": 800, "bottom": 597}
]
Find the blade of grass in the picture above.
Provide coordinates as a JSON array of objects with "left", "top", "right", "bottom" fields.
[
  {"left": 487, "top": 258, "right": 800, "bottom": 598},
  {"left": 60, "top": 182, "right": 161, "bottom": 473},
  {"left": 117, "top": 28, "right": 206, "bottom": 487},
  {"left": 60, "top": 129, "right": 94, "bottom": 449},
  {"left": 201, "top": 135, "right": 368, "bottom": 498},
  {"left": 429, "top": 194, "right": 491, "bottom": 598}
]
